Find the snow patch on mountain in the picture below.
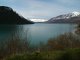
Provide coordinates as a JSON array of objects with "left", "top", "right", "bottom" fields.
[
  {"left": 52, "top": 11, "right": 80, "bottom": 20},
  {"left": 71, "top": 11, "right": 80, "bottom": 17},
  {"left": 30, "top": 19, "right": 48, "bottom": 22}
]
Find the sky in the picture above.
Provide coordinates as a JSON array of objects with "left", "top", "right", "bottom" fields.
[{"left": 0, "top": 0, "right": 80, "bottom": 20}]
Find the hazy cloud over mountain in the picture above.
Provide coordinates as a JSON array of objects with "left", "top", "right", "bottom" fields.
[{"left": 0, "top": 0, "right": 80, "bottom": 19}]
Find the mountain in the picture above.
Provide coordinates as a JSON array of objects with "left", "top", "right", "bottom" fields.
[
  {"left": 0, "top": 6, "right": 34, "bottom": 24},
  {"left": 30, "top": 19, "right": 48, "bottom": 22},
  {"left": 47, "top": 11, "right": 80, "bottom": 23}
]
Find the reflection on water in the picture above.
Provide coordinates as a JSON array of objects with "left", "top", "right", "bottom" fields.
[
  {"left": 0, "top": 25, "right": 22, "bottom": 40},
  {"left": 0, "top": 24, "right": 77, "bottom": 46}
]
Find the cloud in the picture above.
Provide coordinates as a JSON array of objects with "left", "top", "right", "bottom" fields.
[
  {"left": 16, "top": 0, "right": 79, "bottom": 19},
  {"left": 56, "top": 0, "right": 80, "bottom": 4},
  {"left": 0, "top": 0, "right": 80, "bottom": 19},
  {"left": 56, "top": 0, "right": 80, "bottom": 7}
]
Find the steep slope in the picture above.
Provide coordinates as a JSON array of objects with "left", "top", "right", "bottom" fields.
[
  {"left": 47, "top": 11, "right": 80, "bottom": 23},
  {"left": 0, "top": 6, "right": 34, "bottom": 24}
]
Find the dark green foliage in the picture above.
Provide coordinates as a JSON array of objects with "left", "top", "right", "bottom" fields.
[
  {"left": 57, "top": 48, "right": 80, "bottom": 60},
  {"left": 6, "top": 52, "right": 45, "bottom": 60},
  {"left": 6, "top": 55, "right": 26, "bottom": 60},
  {"left": 5, "top": 48, "right": 80, "bottom": 60},
  {"left": 77, "top": 24, "right": 80, "bottom": 28}
]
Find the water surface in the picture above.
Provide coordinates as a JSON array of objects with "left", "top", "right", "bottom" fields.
[{"left": 0, "top": 24, "right": 76, "bottom": 46}]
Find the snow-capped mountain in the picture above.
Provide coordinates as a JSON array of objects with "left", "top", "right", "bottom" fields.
[
  {"left": 72, "top": 11, "right": 80, "bottom": 17},
  {"left": 47, "top": 11, "right": 80, "bottom": 23},
  {"left": 30, "top": 19, "right": 48, "bottom": 22},
  {"left": 51, "top": 11, "right": 80, "bottom": 20}
]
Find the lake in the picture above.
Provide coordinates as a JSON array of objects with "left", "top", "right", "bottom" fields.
[{"left": 0, "top": 24, "right": 77, "bottom": 46}]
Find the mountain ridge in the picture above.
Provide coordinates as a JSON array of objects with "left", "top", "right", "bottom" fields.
[
  {"left": 47, "top": 11, "right": 80, "bottom": 23},
  {"left": 0, "top": 6, "right": 34, "bottom": 24}
]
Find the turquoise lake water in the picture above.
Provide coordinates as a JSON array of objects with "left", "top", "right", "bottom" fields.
[{"left": 0, "top": 24, "right": 76, "bottom": 46}]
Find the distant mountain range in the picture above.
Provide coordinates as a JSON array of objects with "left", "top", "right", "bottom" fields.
[
  {"left": 1, "top": 6, "right": 80, "bottom": 24},
  {"left": 30, "top": 19, "right": 48, "bottom": 22},
  {"left": 0, "top": 6, "right": 34, "bottom": 24},
  {"left": 47, "top": 11, "right": 80, "bottom": 23}
]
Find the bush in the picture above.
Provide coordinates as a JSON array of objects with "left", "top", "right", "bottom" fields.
[
  {"left": 47, "top": 33, "right": 80, "bottom": 50},
  {"left": 57, "top": 48, "right": 80, "bottom": 60},
  {"left": 0, "top": 36, "right": 29, "bottom": 59}
]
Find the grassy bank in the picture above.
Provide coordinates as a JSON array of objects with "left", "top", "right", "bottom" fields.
[{"left": 3, "top": 48, "right": 80, "bottom": 60}]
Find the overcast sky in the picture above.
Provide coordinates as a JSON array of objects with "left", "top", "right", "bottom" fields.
[{"left": 0, "top": 0, "right": 80, "bottom": 19}]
